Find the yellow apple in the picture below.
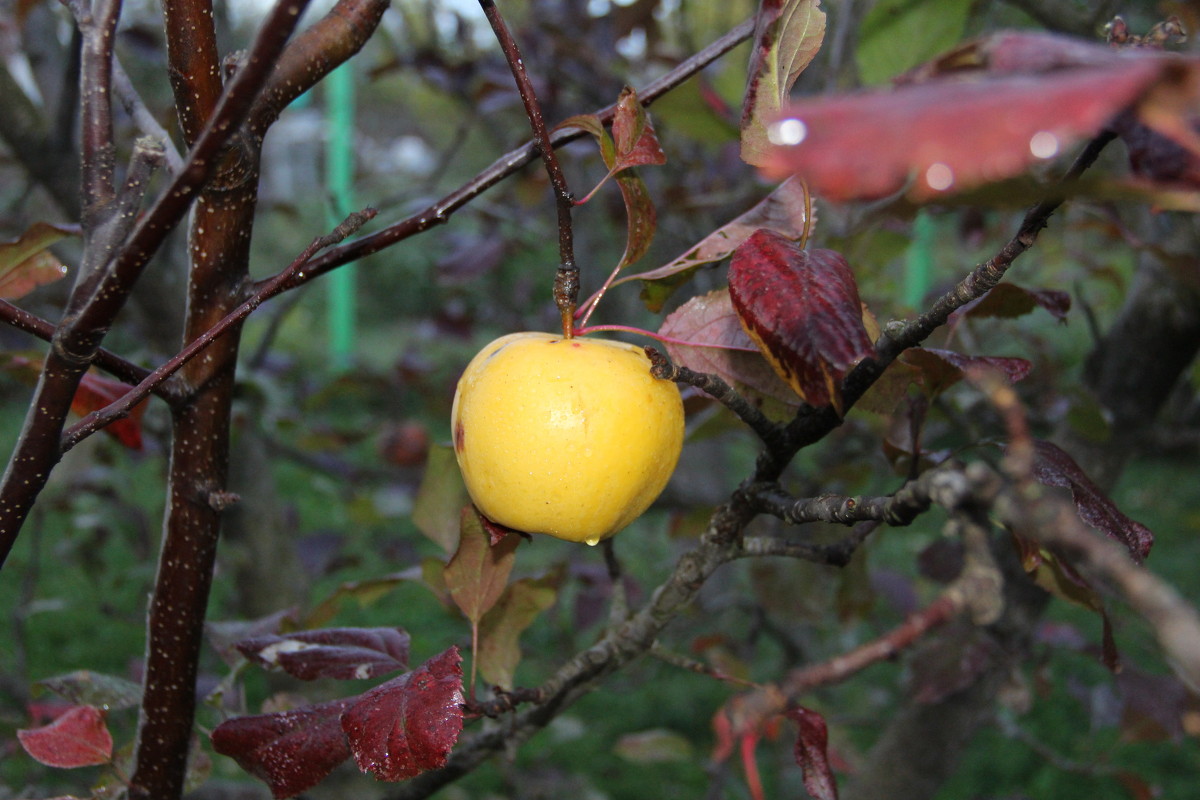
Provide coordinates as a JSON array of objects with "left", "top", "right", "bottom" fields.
[{"left": 451, "top": 332, "right": 684, "bottom": 545}]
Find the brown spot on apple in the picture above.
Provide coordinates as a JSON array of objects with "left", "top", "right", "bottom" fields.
[{"left": 454, "top": 420, "right": 465, "bottom": 452}]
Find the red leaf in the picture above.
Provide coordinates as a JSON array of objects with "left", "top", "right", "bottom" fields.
[
  {"left": 341, "top": 647, "right": 465, "bottom": 781},
  {"left": 956, "top": 283, "right": 1071, "bottom": 322},
  {"left": 740, "top": 0, "right": 827, "bottom": 166},
  {"left": 728, "top": 231, "right": 873, "bottom": 413},
  {"left": 0, "top": 221, "right": 73, "bottom": 300},
  {"left": 1028, "top": 440, "right": 1154, "bottom": 562},
  {"left": 17, "top": 705, "right": 113, "bottom": 768},
  {"left": 445, "top": 507, "right": 520, "bottom": 625},
  {"left": 759, "top": 58, "right": 1170, "bottom": 200},
  {"left": 658, "top": 289, "right": 799, "bottom": 415},
  {"left": 236, "top": 627, "right": 410, "bottom": 681},
  {"left": 628, "top": 178, "right": 813, "bottom": 312},
  {"left": 211, "top": 698, "right": 354, "bottom": 799},
  {"left": 71, "top": 370, "right": 147, "bottom": 450},
  {"left": 786, "top": 706, "right": 838, "bottom": 800}
]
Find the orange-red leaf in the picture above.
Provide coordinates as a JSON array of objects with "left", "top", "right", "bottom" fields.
[
  {"left": 0, "top": 221, "right": 73, "bottom": 299},
  {"left": 17, "top": 705, "right": 113, "bottom": 768},
  {"left": 71, "top": 371, "right": 147, "bottom": 450},
  {"left": 728, "top": 230, "right": 873, "bottom": 413}
]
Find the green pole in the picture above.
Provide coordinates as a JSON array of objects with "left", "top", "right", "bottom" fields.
[
  {"left": 326, "top": 63, "right": 357, "bottom": 370},
  {"left": 904, "top": 211, "right": 935, "bottom": 309}
]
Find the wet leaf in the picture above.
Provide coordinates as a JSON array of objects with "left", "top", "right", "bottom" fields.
[
  {"left": 477, "top": 569, "right": 562, "bottom": 690},
  {"left": 1028, "top": 440, "right": 1154, "bottom": 562},
  {"left": 956, "top": 282, "right": 1071, "bottom": 322},
  {"left": 342, "top": 647, "right": 465, "bottom": 781},
  {"left": 728, "top": 231, "right": 873, "bottom": 413},
  {"left": 0, "top": 221, "right": 73, "bottom": 300},
  {"left": 445, "top": 506, "right": 520, "bottom": 625},
  {"left": 71, "top": 371, "right": 148, "bottom": 450},
  {"left": 236, "top": 627, "right": 411, "bottom": 681},
  {"left": 786, "top": 706, "right": 838, "bottom": 800},
  {"left": 759, "top": 56, "right": 1178, "bottom": 200},
  {"left": 740, "top": 0, "right": 826, "bottom": 166},
  {"left": 903, "top": 348, "right": 1032, "bottom": 395},
  {"left": 412, "top": 444, "right": 468, "bottom": 554},
  {"left": 658, "top": 288, "right": 800, "bottom": 416},
  {"left": 211, "top": 698, "right": 353, "bottom": 799},
  {"left": 35, "top": 671, "right": 141, "bottom": 712},
  {"left": 628, "top": 178, "right": 813, "bottom": 312},
  {"left": 612, "top": 85, "right": 667, "bottom": 169},
  {"left": 18, "top": 705, "right": 113, "bottom": 768}
]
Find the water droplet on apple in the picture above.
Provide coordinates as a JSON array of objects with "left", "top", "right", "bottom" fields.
[{"left": 585, "top": 536, "right": 600, "bottom": 546}]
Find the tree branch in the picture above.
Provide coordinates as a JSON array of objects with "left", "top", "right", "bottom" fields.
[{"left": 479, "top": 0, "right": 579, "bottom": 337}]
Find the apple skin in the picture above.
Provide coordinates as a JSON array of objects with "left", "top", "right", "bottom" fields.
[{"left": 451, "top": 332, "right": 684, "bottom": 545}]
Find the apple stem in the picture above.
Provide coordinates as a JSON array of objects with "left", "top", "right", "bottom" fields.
[{"left": 479, "top": 0, "right": 579, "bottom": 339}]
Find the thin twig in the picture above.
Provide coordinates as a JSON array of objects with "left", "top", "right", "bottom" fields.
[
  {"left": 478, "top": 0, "right": 578, "bottom": 337},
  {"left": 60, "top": 209, "right": 377, "bottom": 452},
  {"left": 646, "top": 347, "right": 781, "bottom": 445}
]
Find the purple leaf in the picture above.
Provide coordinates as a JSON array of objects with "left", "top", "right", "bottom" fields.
[
  {"left": 342, "top": 647, "right": 465, "bottom": 782},
  {"left": 211, "top": 698, "right": 354, "bottom": 799},
  {"left": 903, "top": 348, "right": 1032, "bottom": 395},
  {"left": 786, "top": 706, "right": 838, "bottom": 800},
  {"left": 956, "top": 282, "right": 1071, "bottom": 322},
  {"left": 1028, "top": 440, "right": 1154, "bottom": 562},
  {"left": 236, "top": 627, "right": 411, "bottom": 681},
  {"left": 18, "top": 705, "right": 113, "bottom": 769}
]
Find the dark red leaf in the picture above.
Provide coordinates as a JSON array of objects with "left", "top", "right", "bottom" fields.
[
  {"left": 17, "top": 705, "right": 113, "bottom": 768},
  {"left": 658, "top": 289, "right": 799, "bottom": 415},
  {"left": 759, "top": 59, "right": 1169, "bottom": 200},
  {"left": 71, "top": 370, "right": 148, "bottom": 450},
  {"left": 956, "top": 282, "right": 1071, "bottom": 322},
  {"left": 236, "top": 627, "right": 410, "bottom": 681},
  {"left": 211, "top": 698, "right": 354, "bottom": 799},
  {"left": 1028, "top": 439, "right": 1154, "bottom": 562},
  {"left": 786, "top": 706, "right": 839, "bottom": 800},
  {"left": 728, "top": 231, "right": 873, "bottom": 413},
  {"left": 342, "top": 647, "right": 464, "bottom": 782}
]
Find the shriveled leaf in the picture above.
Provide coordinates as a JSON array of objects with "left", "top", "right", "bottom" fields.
[
  {"left": 1028, "top": 439, "right": 1154, "bottom": 562},
  {"left": 412, "top": 444, "right": 468, "bottom": 554},
  {"left": 613, "top": 728, "right": 694, "bottom": 763},
  {"left": 728, "top": 231, "right": 873, "bottom": 413},
  {"left": 0, "top": 221, "right": 73, "bottom": 300},
  {"left": 35, "top": 671, "right": 141, "bottom": 712},
  {"left": 957, "top": 282, "right": 1071, "bottom": 322},
  {"left": 628, "top": 178, "right": 813, "bottom": 312},
  {"left": 70, "top": 370, "right": 148, "bottom": 450},
  {"left": 658, "top": 288, "right": 800, "bottom": 417},
  {"left": 445, "top": 506, "right": 520, "bottom": 625},
  {"left": 612, "top": 86, "right": 666, "bottom": 169},
  {"left": 18, "top": 705, "right": 113, "bottom": 768},
  {"left": 477, "top": 570, "right": 561, "bottom": 690},
  {"left": 903, "top": 348, "right": 1032, "bottom": 396},
  {"left": 740, "top": 0, "right": 827, "bottom": 166},
  {"left": 206, "top": 608, "right": 298, "bottom": 666},
  {"left": 760, "top": 58, "right": 1170, "bottom": 200},
  {"left": 211, "top": 698, "right": 353, "bottom": 799},
  {"left": 342, "top": 647, "right": 464, "bottom": 781},
  {"left": 786, "top": 706, "right": 838, "bottom": 800},
  {"left": 236, "top": 627, "right": 411, "bottom": 681},
  {"left": 856, "top": 0, "right": 972, "bottom": 85}
]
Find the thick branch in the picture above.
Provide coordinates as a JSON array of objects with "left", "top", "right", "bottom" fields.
[{"left": 161, "top": 0, "right": 224, "bottom": 145}]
